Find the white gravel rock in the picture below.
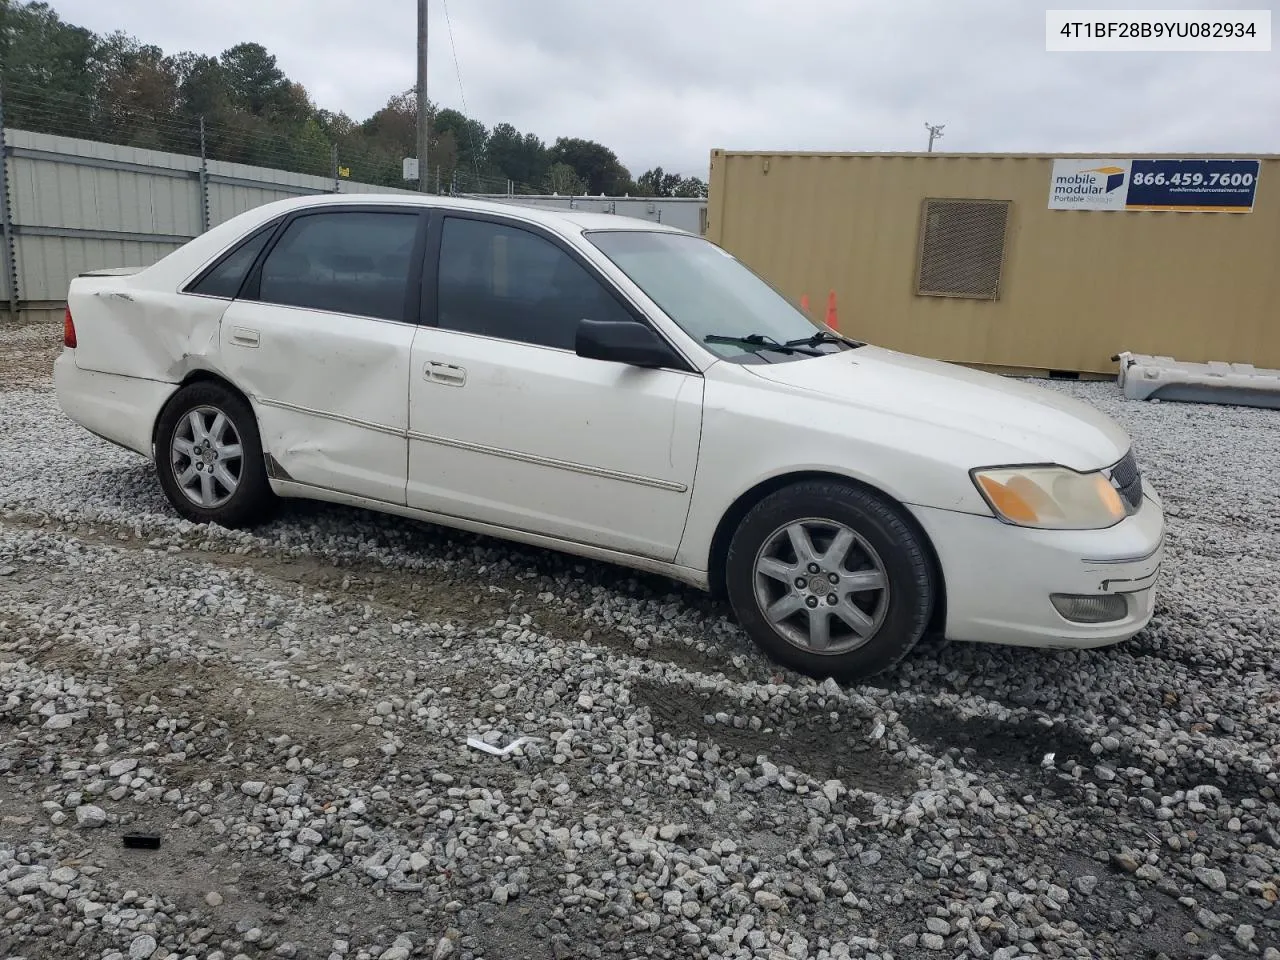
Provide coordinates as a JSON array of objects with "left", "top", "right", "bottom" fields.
[
  {"left": 74, "top": 804, "right": 106, "bottom": 828},
  {"left": 4, "top": 365, "right": 1280, "bottom": 959}
]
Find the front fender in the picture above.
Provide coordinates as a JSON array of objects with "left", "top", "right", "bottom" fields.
[{"left": 674, "top": 378, "right": 1009, "bottom": 572}]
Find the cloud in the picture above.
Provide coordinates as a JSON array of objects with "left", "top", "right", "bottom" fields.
[{"left": 49, "top": 0, "right": 1280, "bottom": 180}]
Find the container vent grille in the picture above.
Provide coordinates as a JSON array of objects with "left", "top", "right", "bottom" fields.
[{"left": 916, "top": 198, "right": 1011, "bottom": 300}]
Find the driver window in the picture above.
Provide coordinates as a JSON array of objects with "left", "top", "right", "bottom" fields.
[{"left": 436, "top": 217, "right": 633, "bottom": 349}]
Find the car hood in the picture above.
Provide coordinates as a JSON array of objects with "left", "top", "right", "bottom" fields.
[{"left": 742, "top": 345, "right": 1131, "bottom": 470}]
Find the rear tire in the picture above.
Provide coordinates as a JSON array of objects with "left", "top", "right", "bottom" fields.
[
  {"left": 154, "top": 382, "right": 275, "bottom": 528},
  {"left": 724, "top": 479, "right": 934, "bottom": 682}
]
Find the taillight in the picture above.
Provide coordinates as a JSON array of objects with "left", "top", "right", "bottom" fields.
[{"left": 63, "top": 306, "right": 76, "bottom": 348}]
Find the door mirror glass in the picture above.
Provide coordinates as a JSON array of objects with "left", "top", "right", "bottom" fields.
[{"left": 575, "top": 319, "right": 681, "bottom": 369}]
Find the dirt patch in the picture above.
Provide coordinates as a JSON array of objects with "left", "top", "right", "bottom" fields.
[
  {"left": 630, "top": 677, "right": 916, "bottom": 799},
  {"left": 2, "top": 511, "right": 746, "bottom": 683},
  {"left": 899, "top": 705, "right": 1275, "bottom": 812},
  {"left": 0, "top": 782, "right": 405, "bottom": 959}
]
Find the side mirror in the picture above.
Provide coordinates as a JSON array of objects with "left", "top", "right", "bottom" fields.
[{"left": 575, "top": 319, "right": 682, "bottom": 369}]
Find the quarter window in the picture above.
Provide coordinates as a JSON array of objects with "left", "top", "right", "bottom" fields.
[
  {"left": 255, "top": 211, "right": 421, "bottom": 321},
  {"left": 436, "top": 217, "right": 633, "bottom": 349},
  {"left": 188, "top": 222, "right": 276, "bottom": 299}
]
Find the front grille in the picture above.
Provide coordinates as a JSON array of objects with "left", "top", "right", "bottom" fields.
[{"left": 1107, "top": 450, "right": 1144, "bottom": 510}]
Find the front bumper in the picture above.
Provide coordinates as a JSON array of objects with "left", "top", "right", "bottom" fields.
[{"left": 909, "top": 485, "right": 1166, "bottom": 649}]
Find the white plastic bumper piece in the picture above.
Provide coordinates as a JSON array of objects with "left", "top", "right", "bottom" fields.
[
  {"left": 1116, "top": 351, "right": 1280, "bottom": 410},
  {"left": 910, "top": 486, "right": 1166, "bottom": 649},
  {"left": 54, "top": 350, "right": 178, "bottom": 459}
]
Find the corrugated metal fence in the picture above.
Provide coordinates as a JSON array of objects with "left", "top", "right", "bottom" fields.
[
  {"left": 0, "top": 126, "right": 417, "bottom": 314},
  {"left": 471, "top": 194, "right": 708, "bottom": 236}
]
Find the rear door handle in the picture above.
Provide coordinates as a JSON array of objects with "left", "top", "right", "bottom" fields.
[
  {"left": 424, "top": 361, "right": 466, "bottom": 386},
  {"left": 229, "top": 326, "right": 260, "bottom": 348}
]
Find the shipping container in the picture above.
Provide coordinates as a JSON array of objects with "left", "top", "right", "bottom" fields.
[{"left": 706, "top": 149, "right": 1280, "bottom": 375}]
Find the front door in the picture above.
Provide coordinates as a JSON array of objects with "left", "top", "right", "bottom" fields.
[
  {"left": 217, "top": 207, "right": 428, "bottom": 505},
  {"left": 406, "top": 213, "right": 703, "bottom": 560}
]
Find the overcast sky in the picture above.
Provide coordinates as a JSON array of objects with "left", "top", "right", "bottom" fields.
[{"left": 50, "top": 0, "right": 1280, "bottom": 180}]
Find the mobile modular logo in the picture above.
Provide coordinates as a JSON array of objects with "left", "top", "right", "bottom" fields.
[{"left": 1048, "top": 159, "right": 1132, "bottom": 209}]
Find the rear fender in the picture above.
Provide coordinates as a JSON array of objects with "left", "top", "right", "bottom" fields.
[{"left": 70, "top": 276, "right": 229, "bottom": 383}]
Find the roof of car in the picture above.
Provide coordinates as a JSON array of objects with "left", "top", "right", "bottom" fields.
[{"left": 264, "top": 191, "right": 690, "bottom": 235}]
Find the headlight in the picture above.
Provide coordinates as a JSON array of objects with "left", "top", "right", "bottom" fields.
[{"left": 971, "top": 465, "right": 1127, "bottom": 530}]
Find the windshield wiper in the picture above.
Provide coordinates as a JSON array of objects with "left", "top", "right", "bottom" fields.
[
  {"left": 704, "top": 334, "right": 824, "bottom": 356},
  {"left": 783, "top": 329, "right": 865, "bottom": 349}
]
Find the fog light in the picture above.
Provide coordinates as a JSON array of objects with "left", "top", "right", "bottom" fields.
[{"left": 1050, "top": 593, "right": 1128, "bottom": 624}]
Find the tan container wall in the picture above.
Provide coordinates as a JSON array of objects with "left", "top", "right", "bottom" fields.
[{"left": 707, "top": 151, "right": 1280, "bottom": 374}]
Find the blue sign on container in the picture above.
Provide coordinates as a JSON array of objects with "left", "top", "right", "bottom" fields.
[{"left": 1126, "top": 158, "right": 1260, "bottom": 212}]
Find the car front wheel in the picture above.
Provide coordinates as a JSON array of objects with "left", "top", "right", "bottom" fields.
[
  {"left": 724, "top": 479, "right": 935, "bottom": 682},
  {"left": 155, "top": 382, "right": 275, "bottom": 528}
]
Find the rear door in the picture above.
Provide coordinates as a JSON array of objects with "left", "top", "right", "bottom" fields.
[{"left": 215, "top": 206, "right": 429, "bottom": 505}]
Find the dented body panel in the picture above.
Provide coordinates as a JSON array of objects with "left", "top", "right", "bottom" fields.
[
  {"left": 70, "top": 278, "right": 229, "bottom": 383},
  {"left": 219, "top": 300, "right": 415, "bottom": 505}
]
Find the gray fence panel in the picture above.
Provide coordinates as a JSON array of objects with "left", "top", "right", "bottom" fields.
[
  {"left": 15, "top": 234, "right": 185, "bottom": 302},
  {"left": 6, "top": 129, "right": 203, "bottom": 237},
  {"left": 204, "top": 157, "right": 336, "bottom": 228}
]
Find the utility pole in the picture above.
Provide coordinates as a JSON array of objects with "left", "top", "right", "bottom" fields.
[
  {"left": 416, "top": 0, "right": 430, "bottom": 192},
  {"left": 925, "top": 122, "right": 945, "bottom": 153}
]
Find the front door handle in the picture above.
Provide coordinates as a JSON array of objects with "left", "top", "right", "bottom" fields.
[
  {"left": 229, "top": 326, "right": 260, "bottom": 348},
  {"left": 424, "top": 360, "right": 466, "bottom": 386}
]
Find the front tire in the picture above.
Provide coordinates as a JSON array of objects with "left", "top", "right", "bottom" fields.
[
  {"left": 724, "top": 480, "right": 935, "bottom": 682},
  {"left": 155, "top": 382, "right": 275, "bottom": 528}
]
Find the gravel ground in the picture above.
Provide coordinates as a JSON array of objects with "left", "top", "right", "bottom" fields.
[{"left": 2, "top": 321, "right": 1278, "bottom": 960}]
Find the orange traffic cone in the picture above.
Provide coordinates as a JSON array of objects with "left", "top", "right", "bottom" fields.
[
  {"left": 799, "top": 293, "right": 810, "bottom": 316},
  {"left": 824, "top": 290, "right": 838, "bottom": 329}
]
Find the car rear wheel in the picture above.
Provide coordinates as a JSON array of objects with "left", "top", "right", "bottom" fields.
[
  {"left": 155, "top": 382, "right": 275, "bottom": 528},
  {"left": 724, "top": 479, "right": 935, "bottom": 682}
]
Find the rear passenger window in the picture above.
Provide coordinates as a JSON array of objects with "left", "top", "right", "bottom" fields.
[
  {"left": 436, "top": 217, "right": 633, "bottom": 349},
  {"left": 188, "top": 223, "right": 275, "bottom": 298},
  {"left": 255, "top": 211, "right": 421, "bottom": 322}
]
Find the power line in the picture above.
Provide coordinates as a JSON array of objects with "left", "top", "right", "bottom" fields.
[{"left": 440, "top": 0, "right": 483, "bottom": 190}]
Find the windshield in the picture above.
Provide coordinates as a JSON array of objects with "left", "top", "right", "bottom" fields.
[{"left": 585, "top": 230, "right": 858, "bottom": 363}]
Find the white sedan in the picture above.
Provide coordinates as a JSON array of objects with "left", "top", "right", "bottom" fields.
[{"left": 54, "top": 194, "right": 1165, "bottom": 681}]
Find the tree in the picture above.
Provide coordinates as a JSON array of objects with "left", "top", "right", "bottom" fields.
[
  {"left": 172, "top": 52, "right": 228, "bottom": 121},
  {"left": 360, "top": 89, "right": 420, "bottom": 156},
  {"left": 218, "top": 42, "right": 292, "bottom": 117},
  {"left": 546, "top": 162, "right": 585, "bottom": 196},
  {"left": 487, "top": 122, "right": 548, "bottom": 188},
  {"left": 548, "top": 137, "right": 631, "bottom": 195},
  {"left": 433, "top": 107, "right": 487, "bottom": 177},
  {"left": 314, "top": 108, "right": 356, "bottom": 141},
  {"left": 636, "top": 167, "right": 707, "bottom": 199},
  {"left": 433, "top": 129, "right": 460, "bottom": 189},
  {"left": 0, "top": 0, "right": 100, "bottom": 135},
  {"left": 672, "top": 176, "right": 708, "bottom": 198},
  {"left": 95, "top": 32, "right": 181, "bottom": 148},
  {"left": 637, "top": 166, "right": 681, "bottom": 197}
]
